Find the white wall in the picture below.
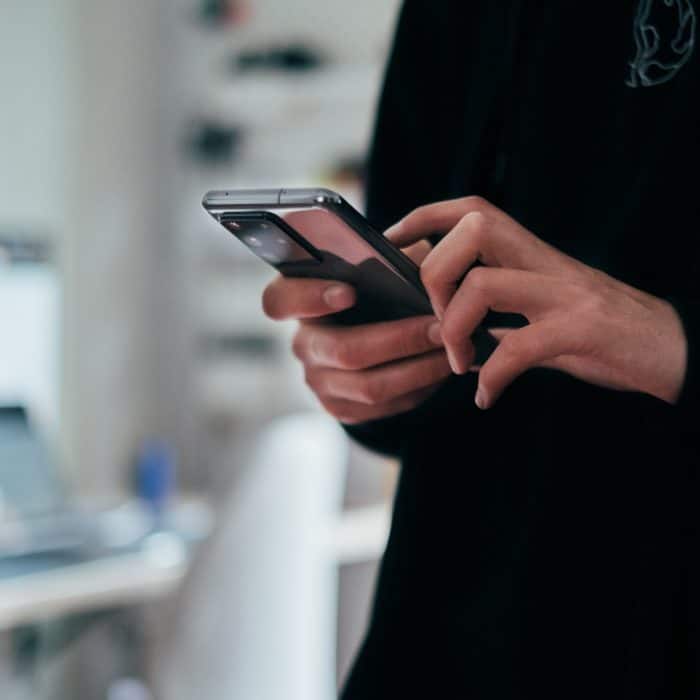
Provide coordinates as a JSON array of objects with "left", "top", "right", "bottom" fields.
[
  {"left": 0, "top": 1, "right": 71, "bottom": 235},
  {"left": 61, "top": 1, "right": 163, "bottom": 494},
  {"left": 0, "top": 2, "right": 73, "bottom": 445},
  {"left": 0, "top": 268, "right": 60, "bottom": 435}
]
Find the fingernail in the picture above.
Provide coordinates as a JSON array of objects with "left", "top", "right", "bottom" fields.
[
  {"left": 475, "top": 387, "right": 488, "bottom": 410},
  {"left": 323, "top": 285, "right": 355, "bottom": 310},
  {"left": 446, "top": 347, "right": 461, "bottom": 374},
  {"left": 384, "top": 224, "right": 400, "bottom": 240},
  {"left": 427, "top": 321, "right": 443, "bottom": 346}
]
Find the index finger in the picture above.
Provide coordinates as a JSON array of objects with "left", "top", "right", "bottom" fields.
[
  {"left": 441, "top": 267, "right": 570, "bottom": 373},
  {"left": 384, "top": 196, "right": 498, "bottom": 247},
  {"left": 262, "top": 275, "right": 356, "bottom": 320}
]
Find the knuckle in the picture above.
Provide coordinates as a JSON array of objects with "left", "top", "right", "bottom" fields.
[
  {"left": 497, "top": 332, "right": 522, "bottom": 359},
  {"left": 330, "top": 341, "right": 357, "bottom": 370},
  {"left": 464, "top": 266, "right": 490, "bottom": 292},
  {"left": 580, "top": 291, "right": 609, "bottom": 317},
  {"left": 307, "top": 328, "right": 338, "bottom": 366},
  {"left": 463, "top": 194, "right": 488, "bottom": 212},
  {"left": 461, "top": 211, "right": 488, "bottom": 241},
  {"left": 291, "top": 326, "right": 307, "bottom": 360},
  {"left": 309, "top": 329, "right": 349, "bottom": 368},
  {"left": 306, "top": 331, "right": 324, "bottom": 363},
  {"left": 420, "top": 260, "right": 441, "bottom": 291},
  {"left": 409, "top": 204, "right": 430, "bottom": 224}
]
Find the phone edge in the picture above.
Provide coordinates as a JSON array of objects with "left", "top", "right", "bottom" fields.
[{"left": 202, "top": 187, "right": 426, "bottom": 293}]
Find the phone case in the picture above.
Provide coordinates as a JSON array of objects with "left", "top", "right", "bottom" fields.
[{"left": 203, "top": 188, "right": 497, "bottom": 364}]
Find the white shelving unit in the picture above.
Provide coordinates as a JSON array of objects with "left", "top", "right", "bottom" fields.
[
  {"left": 155, "top": 0, "right": 403, "bottom": 694},
  {"left": 166, "top": 3, "right": 400, "bottom": 454}
]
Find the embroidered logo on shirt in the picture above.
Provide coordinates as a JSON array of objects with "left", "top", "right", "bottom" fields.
[{"left": 627, "top": 0, "right": 696, "bottom": 87}]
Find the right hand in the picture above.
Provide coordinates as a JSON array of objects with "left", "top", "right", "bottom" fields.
[{"left": 262, "top": 243, "right": 464, "bottom": 424}]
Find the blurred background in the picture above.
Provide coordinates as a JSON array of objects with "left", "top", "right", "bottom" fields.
[{"left": 0, "top": 1, "right": 404, "bottom": 698}]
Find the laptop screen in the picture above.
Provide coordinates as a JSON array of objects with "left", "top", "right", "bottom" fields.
[{"left": 0, "top": 406, "right": 66, "bottom": 520}]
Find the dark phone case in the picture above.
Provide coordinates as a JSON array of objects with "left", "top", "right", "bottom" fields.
[
  {"left": 279, "top": 251, "right": 497, "bottom": 365},
  {"left": 213, "top": 199, "right": 497, "bottom": 365},
  {"left": 279, "top": 251, "right": 432, "bottom": 325}
]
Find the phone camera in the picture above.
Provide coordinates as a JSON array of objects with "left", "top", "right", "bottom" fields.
[
  {"left": 244, "top": 235, "right": 263, "bottom": 248},
  {"left": 260, "top": 237, "right": 290, "bottom": 264},
  {"left": 237, "top": 220, "right": 296, "bottom": 264}
]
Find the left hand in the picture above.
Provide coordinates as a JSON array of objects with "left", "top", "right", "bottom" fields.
[{"left": 385, "top": 196, "right": 688, "bottom": 410}]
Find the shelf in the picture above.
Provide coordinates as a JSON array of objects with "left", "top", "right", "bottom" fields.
[{"left": 204, "top": 64, "right": 384, "bottom": 127}]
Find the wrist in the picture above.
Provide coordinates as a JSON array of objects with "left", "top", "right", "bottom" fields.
[{"left": 653, "top": 300, "right": 688, "bottom": 404}]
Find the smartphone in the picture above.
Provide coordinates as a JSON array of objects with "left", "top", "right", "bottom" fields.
[{"left": 202, "top": 187, "right": 496, "bottom": 363}]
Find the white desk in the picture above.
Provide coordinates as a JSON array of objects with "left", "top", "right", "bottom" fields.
[{"left": 0, "top": 532, "right": 189, "bottom": 630}]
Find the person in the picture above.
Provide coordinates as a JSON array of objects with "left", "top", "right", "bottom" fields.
[{"left": 263, "top": 1, "right": 700, "bottom": 697}]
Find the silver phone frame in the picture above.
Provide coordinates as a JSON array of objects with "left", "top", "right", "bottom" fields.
[{"left": 202, "top": 187, "right": 427, "bottom": 291}]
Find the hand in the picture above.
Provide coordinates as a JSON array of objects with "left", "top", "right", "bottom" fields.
[
  {"left": 386, "top": 196, "right": 688, "bottom": 410},
  {"left": 262, "top": 242, "right": 454, "bottom": 424}
]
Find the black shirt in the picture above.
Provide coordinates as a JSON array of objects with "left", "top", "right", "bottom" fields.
[{"left": 342, "top": 2, "right": 700, "bottom": 698}]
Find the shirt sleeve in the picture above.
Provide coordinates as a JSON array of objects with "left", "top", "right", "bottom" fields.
[
  {"left": 341, "top": 0, "right": 445, "bottom": 456},
  {"left": 343, "top": 373, "right": 475, "bottom": 457},
  {"left": 341, "top": 409, "right": 422, "bottom": 458}
]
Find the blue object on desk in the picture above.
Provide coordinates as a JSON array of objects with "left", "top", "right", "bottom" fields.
[{"left": 134, "top": 440, "right": 175, "bottom": 520}]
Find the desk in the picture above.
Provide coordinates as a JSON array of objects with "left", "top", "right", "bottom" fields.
[
  {"left": 0, "top": 532, "right": 188, "bottom": 630},
  {"left": 0, "top": 497, "right": 213, "bottom": 631}
]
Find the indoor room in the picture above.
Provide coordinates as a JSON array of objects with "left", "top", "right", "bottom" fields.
[
  {"left": 2, "top": 1, "right": 699, "bottom": 699},
  {"left": 1, "top": 1, "right": 400, "bottom": 697}
]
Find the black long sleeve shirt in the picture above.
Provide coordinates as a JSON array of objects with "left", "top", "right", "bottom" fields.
[{"left": 341, "top": 2, "right": 700, "bottom": 698}]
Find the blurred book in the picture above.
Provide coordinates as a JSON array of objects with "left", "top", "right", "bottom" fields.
[
  {"left": 0, "top": 236, "right": 51, "bottom": 265},
  {"left": 233, "top": 43, "right": 326, "bottom": 73}
]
